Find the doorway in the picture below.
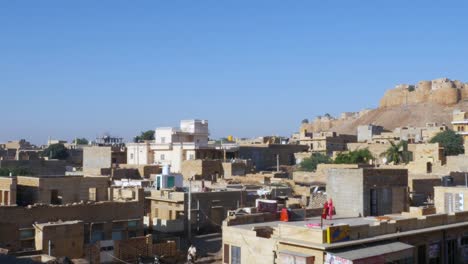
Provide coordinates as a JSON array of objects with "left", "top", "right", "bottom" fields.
[{"left": 426, "top": 162, "right": 432, "bottom": 174}]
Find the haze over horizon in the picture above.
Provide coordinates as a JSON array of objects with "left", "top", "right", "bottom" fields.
[{"left": 2, "top": 1, "right": 468, "bottom": 144}]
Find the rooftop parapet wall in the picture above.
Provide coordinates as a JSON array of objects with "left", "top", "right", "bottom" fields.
[
  {"left": 277, "top": 210, "right": 468, "bottom": 245},
  {"left": 0, "top": 200, "right": 144, "bottom": 228},
  {"left": 380, "top": 78, "right": 468, "bottom": 108}
]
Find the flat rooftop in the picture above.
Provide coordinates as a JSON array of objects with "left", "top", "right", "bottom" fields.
[
  {"left": 435, "top": 185, "right": 468, "bottom": 189},
  {"left": 229, "top": 213, "right": 468, "bottom": 250},
  {"left": 232, "top": 215, "right": 392, "bottom": 231},
  {"left": 35, "top": 220, "right": 82, "bottom": 227}
]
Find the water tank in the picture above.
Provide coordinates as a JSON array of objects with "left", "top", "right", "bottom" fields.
[
  {"left": 162, "top": 165, "right": 171, "bottom": 175},
  {"left": 442, "top": 176, "right": 454, "bottom": 187}
]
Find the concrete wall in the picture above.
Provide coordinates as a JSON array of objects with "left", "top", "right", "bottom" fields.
[
  {"left": 181, "top": 160, "right": 223, "bottom": 180},
  {"left": 362, "top": 169, "right": 408, "bottom": 216},
  {"left": 409, "top": 176, "right": 440, "bottom": 194},
  {"left": 0, "top": 160, "right": 66, "bottom": 176},
  {"left": 66, "top": 148, "right": 83, "bottom": 166},
  {"left": 35, "top": 221, "right": 84, "bottom": 259},
  {"left": 434, "top": 186, "right": 468, "bottom": 213},
  {"left": 0, "top": 176, "right": 17, "bottom": 205},
  {"left": 83, "top": 146, "right": 112, "bottom": 175},
  {"left": 126, "top": 143, "right": 153, "bottom": 165},
  {"left": 327, "top": 168, "right": 364, "bottom": 217},
  {"left": 149, "top": 190, "right": 249, "bottom": 233},
  {"left": 222, "top": 162, "right": 248, "bottom": 178},
  {"left": 357, "top": 125, "right": 383, "bottom": 142},
  {"left": 327, "top": 168, "right": 408, "bottom": 217},
  {"left": 222, "top": 225, "right": 277, "bottom": 264},
  {"left": 238, "top": 144, "right": 308, "bottom": 171},
  {"left": 119, "top": 164, "right": 161, "bottom": 178},
  {"left": 16, "top": 176, "right": 110, "bottom": 206}
]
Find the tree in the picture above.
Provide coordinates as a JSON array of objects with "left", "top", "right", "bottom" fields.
[
  {"left": 134, "top": 130, "right": 155, "bottom": 143},
  {"left": 381, "top": 140, "right": 411, "bottom": 164},
  {"left": 73, "top": 138, "right": 89, "bottom": 145},
  {"left": 299, "top": 153, "right": 332, "bottom": 171},
  {"left": 334, "top": 149, "right": 373, "bottom": 164},
  {"left": 301, "top": 119, "right": 309, "bottom": 124},
  {"left": 42, "top": 143, "right": 69, "bottom": 160},
  {"left": 429, "top": 130, "right": 464, "bottom": 156}
]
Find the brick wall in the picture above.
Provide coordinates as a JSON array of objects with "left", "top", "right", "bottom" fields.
[{"left": 0, "top": 200, "right": 144, "bottom": 252}]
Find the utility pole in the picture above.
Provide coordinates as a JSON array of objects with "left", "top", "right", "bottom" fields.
[
  {"left": 188, "top": 178, "right": 192, "bottom": 243},
  {"left": 197, "top": 200, "right": 200, "bottom": 233},
  {"left": 276, "top": 154, "right": 280, "bottom": 172}
]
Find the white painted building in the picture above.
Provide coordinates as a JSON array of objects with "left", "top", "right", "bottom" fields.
[
  {"left": 126, "top": 141, "right": 154, "bottom": 165},
  {"left": 127, "top": 120, "right": 218, "bottom": 172}
]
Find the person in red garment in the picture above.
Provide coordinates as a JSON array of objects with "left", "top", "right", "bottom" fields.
[
  {"left": 327, "top": 198, "right": 334, "bottom": 220},
  {"left": 322, "top": 199, "right": 335, "bottom": 220},
  {"left": 321, "top": 200, "right": 329, "bottom": 220},
  {"left": 280, "top": 208, "right": 289, "bottom": 222}
]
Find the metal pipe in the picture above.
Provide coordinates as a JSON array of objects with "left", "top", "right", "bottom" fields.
[{"left": 188, "top": 178, "right": 192, "bottom": 242}]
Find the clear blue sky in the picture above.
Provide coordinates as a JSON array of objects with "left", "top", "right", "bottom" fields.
[{"left": 1, "top": 1, "right": 468, "bottom": 144}]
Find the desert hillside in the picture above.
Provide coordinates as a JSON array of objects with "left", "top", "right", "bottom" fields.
[{"left": 301, "top": 78, "right": 468, "bottom": 135}]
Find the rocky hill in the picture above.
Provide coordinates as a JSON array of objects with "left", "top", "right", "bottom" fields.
[{"left": 301, "top": 78, "right": 468, "bottom": 135}]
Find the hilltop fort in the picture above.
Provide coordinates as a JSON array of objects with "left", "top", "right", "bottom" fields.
[{"left": 301, "top": 78, "right": 468, "bottom": 134}]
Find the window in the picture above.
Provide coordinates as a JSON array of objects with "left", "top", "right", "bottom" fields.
[
  {"left": 417, "top": 245, "right": 426, "bottom": 264},
  {"left": 461, "top": 236, "right": 468, "bottom": 245},
  {"left": 91, "top": 224, "right": 105, "bottom": 244},
  {"left": 231, "top": 246, "right": 241, "bottom": 264},
  {"left": 91, "top": 231, "right": 104, "bottom": 243},
  {"left": 100, "top": 246, "right": 114, "bottom": 252},
  {"left": 160, "top": 154, "right": 165, "bottom": 160},
  {"left": 112, "top": 231, "right": 123, "bottom": 241},
  {"left": 130, "top": 153, "right": 134, "bottom": 159},
  {"left": 50, "top": 189, "right": 61, "bottom": 205},
  {"left": 426, "top": 162, "right": 432, "bottom": 174},
  {"left": 89, "top": 188, "right": 97, "bottom": 201},
  {"left": 446, "top": 239, "right": 457, "bottom": 264},
  {"left": 128, "top": 220, "right": 138, "bottom": 228},
  {"left": 19, "top": 229, "right": 34, "bottom": 240},
  {"left": 428, "top": 242, "right": 441, "bottom": 264},
  {"left": 161, "top": 137, "right": 166, "bottom": 143}
]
